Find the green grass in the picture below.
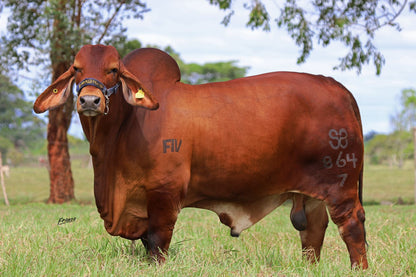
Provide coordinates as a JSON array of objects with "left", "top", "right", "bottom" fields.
[
  {"left": 0, "top": 161, "right": 415, "bottom": 275},
  {"left": 364, "top": 161, "right": 415, "bottom": 204},
  {"left": 0, "top": 204, "right": 415, "bottom": 276},
  {"left": 1, "top": 159, "right": 94, "bottom": 204}
]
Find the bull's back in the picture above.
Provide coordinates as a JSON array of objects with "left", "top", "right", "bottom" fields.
[{"left": 177, "top": 72, "right": 363, "bottom": 199}]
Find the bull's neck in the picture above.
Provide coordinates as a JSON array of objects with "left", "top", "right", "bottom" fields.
[
  {"left": 86, "top": 116, "right": 122, "bottom": 158},
  {"left": 81, "top": 95, "right": 133, "bottom": 158},
  {"left": 80, "top": 97, "right": 136, "bottom": 221}
]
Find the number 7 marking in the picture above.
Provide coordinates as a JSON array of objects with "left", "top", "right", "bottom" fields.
[{"left": 338, "top": 173, "right": 348, "bottom": 187}]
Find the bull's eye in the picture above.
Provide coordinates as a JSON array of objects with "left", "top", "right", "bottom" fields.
[
  {"left": 73, "top": 66, "right": 81, "bottom": 73},
  {"left": 109, "top": 68, "right": 118, "bottom": 74}
]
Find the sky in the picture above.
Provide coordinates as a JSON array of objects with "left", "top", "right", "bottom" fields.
[
  {"left": 2, "top": 1, "right": 416, "bottom": 136},
  {"left": 121, "top": 0, "right": 416, "bottom": 136}
]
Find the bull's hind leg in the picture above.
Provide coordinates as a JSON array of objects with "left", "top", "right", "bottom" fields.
[
  {"left": 328, "top": 198, "right": 368, "bottom": 269},
  {"left": 296, "top": 196, "right": 329, "bottom": 263}
]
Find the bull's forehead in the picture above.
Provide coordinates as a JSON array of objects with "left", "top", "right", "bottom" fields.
[{"left": 74, "top": 45, "right": 120, "bottom": 72}]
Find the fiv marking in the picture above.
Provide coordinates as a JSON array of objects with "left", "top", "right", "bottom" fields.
[{"left": 163, "top": 139, "right": 182, "bottom": 153}]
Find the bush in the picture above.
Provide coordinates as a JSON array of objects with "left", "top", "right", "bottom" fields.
[
  {"left": 7, "top": 147, "right": 24, "bottom": 166},
  {"left": 0, "top": 136, "right": 13, "bottom": 161}
]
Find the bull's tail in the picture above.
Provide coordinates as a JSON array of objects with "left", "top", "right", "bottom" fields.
[
  {"left": 346, "top": 85, "right": 367, "bottom": 247},
  {"left": 345, "top": 86, "right": 364, "bottom": 206},
  {"left": 358, "top": 164, "right": 364, "bottom": 205},
  {"left": 361, "top": 165, "right": 368, "bottom": 250}
]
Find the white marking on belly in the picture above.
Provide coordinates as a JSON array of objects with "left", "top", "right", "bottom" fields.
[{"left": 211, "top": 203, "right": 253, "bottom": 235}]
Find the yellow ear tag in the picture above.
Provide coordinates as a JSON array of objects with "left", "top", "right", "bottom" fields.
[
  {"left": 53, "top": 88, "right": 58, "bottom": 94},
  {"left": 135, "top": 88, "right": 145, "bottom": 99}
]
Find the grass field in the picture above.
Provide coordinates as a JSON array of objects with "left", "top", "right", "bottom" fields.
[{"left": 0, "top": 159, "right": 415, "bottom": 276}]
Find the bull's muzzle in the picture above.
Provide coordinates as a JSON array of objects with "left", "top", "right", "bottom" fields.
[
  {"left": 79, "top": 95, "right": 102, "bottom": 116},
  {"left": 76, "top": 78, "right": 120, "bottom": 116},
  {"left": 77, "top": 87, "right": 106, "bottom": 116}
]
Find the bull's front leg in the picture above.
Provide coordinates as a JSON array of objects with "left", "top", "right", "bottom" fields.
[
  {"left": 139, "top": 231, "right": 150, "bottom": 251},
  {"left": 145, "top": 189, "right": 181, "bottom": 263}
]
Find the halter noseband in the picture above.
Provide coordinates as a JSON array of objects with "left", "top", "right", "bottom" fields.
[{"left": 76, "top": 78, "right": 120, "bottom": 115}]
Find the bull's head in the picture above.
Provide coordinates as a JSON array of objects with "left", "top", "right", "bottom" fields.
[{"left": 33, "top": 45, "right": 159, "bottom": 116}]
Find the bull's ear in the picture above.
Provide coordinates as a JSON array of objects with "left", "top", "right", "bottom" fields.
[
  {"left": 33, "top": 68, "right": 75, "bottom": 113},
  {"left": 120, "top": 65, "right": 159, "bottom": 110}
]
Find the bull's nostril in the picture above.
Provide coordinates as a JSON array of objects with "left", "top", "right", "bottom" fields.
[{"left": 79, "top": 95, "right": 101, "bottom": 111}]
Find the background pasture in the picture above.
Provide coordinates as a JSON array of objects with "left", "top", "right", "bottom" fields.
[{"left": 0, "top": 154, "right": 415, "bottom": 276}]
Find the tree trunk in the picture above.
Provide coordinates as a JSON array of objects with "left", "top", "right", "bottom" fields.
[
  {"left": 46, "top": 0, "right": 76, "bottom": 204},
  {"left": 47, "top": 103, "right": 75, "bottom": 203},
  {"left": 46, "top": 63, "right": 75, "bottom": 203}
]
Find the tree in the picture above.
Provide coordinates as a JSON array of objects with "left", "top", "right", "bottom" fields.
[
  {"left": 366, "top": 131, "right": 412, "bottom": 167},
  {"left": 143, "top": 44, "right": 249, "bottom": 84},
  {"left": 0, "top": 137, "right": 13, "bottom": 163},
  {"left": 391, "top": 88, "right": 416, "bottom": 131},
  {"left": 181, "top": 61, "right": 248, "bottom": 84},
  {"left": 125, "top": 41, "right": 249, "bottom": 84},
  {"left": 115, "top": 39, "right": 143, "bottom": 58},
  {"left": 209, "top": 0, "right": 416, "bottom": 75},
  {"left": 390, "top": 88, "right": 416, "bottom": 202},
  {"left": 0, "top": 73, "right": 45, "bottom": 160},
  {"left": 0, "top": 0, "right": 149, "bottom": 203}
]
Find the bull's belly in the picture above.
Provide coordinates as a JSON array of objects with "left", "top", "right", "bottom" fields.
[
  {"left": 184, "top": 168, "right": 296, "bottom": 235},
  {"left": 186, "top": 193, "right": 291, "bottom": 236}
]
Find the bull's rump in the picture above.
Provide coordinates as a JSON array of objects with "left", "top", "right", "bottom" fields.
[{"left": 185, "top": 72, "right": 363, "bottom": 199}]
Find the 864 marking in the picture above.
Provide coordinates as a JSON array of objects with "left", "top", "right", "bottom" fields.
[
  {"left": 323, "top": 128, "right": 358, "bottom": 187},
  {"left": 322, "top": 151, "right": 357, "bottom": 169}
]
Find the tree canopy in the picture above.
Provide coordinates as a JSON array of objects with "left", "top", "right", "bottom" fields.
[
  {"left": 391, "top": 88, "right": 416, "bottom": 131},
  {"left": 160, "top": 45, "right": 249, "bottom": 84},
  {"left": 0, "top": 0, "right": 149, "bottom": 75},
  {"left": 366, "top": 88, "right": 416, "bottom": 167},
  {"left": 366, "top": 131, "right": 412, "bottom": 167},
  {"left": 209, "top": 0, "right": 416, "bottom": 75},
  {"left": 0, "top": 73, "right": 45, "bottom": 159}
]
